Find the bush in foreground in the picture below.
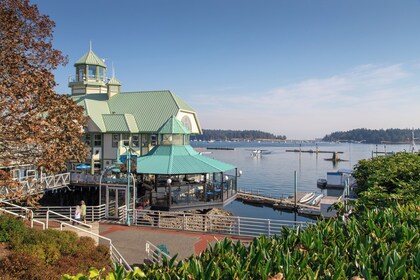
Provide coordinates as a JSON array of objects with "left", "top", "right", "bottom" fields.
[
  {"left": 0, "top": 215, "right": 112, "bottom": 279},
  {"left": 63, "top": 203, "right": 419, "bottom": 279}
]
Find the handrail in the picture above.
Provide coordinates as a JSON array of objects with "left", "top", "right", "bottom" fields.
[
  {"left": 146, "top": 241, "right": 174, "bottom": 265},
  {"left": 0, "top": 201, "right": 45, "bottom": 229},
  {"left": 56, "top": 221, "right": 132, "bottom": 272},
  {"left": 46, "top": 209, "right": 92, "bottom": 229}
]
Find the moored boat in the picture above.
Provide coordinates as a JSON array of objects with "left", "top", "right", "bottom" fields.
[
  {"left": 311, "top": 194, "right": 324, "bottom": 206},
  {"left": 299, "top": 192, "right": 315, "bottom": 204},
  {"left": 242, "top": 196, "right": 266, "bottom": 205}
]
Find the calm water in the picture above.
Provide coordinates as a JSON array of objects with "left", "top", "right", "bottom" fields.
[{"left": 192, "top": 141, "right": 411, "bottom": 222}]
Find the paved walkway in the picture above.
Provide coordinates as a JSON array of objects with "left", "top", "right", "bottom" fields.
[{"left": 98, "top": 223, "right": 252, "bottom": 267}]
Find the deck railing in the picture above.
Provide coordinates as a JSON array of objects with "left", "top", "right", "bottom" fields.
[
  {"left": 132, "top": 209, "right": 311, "bottom": 238},
  {"left": 145, "top": 241, "right": 173, "bottom": 265},
  {"left": 0, "top": 172, "right": 70, "bottom": 200},
  {"left": 1, "top": 205, "right": 107, "bottom": 223}
]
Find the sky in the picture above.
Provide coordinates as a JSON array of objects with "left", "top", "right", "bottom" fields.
[{"left": 32, "top": 0, "right": 420, "bottom": 139}]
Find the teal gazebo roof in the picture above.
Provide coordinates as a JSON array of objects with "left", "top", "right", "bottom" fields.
[
  {"left": 158, "top": 116, "right": 190, "bottom": 135},
  {"left": 136, "top": 145, "right": 236, "bottom": 175}
]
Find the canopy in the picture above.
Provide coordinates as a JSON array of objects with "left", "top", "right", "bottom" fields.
[
  {"left": 136, "top": 145, "right": 236, "bottom": 175},
  {"left": 76, "top": 164, "right": 91, "bottom": 169}
]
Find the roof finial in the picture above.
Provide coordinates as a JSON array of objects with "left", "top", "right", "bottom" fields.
[{"left": 89, "top": 40, "right": 92, "bottom": 51}]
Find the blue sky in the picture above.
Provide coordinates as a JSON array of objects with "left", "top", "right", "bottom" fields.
[{"left": 33, "top": 0, "right": 420, "bottom": 139}]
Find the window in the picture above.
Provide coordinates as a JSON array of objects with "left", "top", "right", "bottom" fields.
[
  {"left": 161, "top": 134, "right": 172, "bottom": 145},
  {"left": 112, "top": 134, "right": 119, "bottom": 148},
  {"left": 141, "top": 134, "right": 149, "bottom": 147},
  {"left": 98, "top": 67, "right": 104, "bottom": 80},
  {"left": 88, "top": 65, "right": 96, "bottom": 79},
  {"left": 77, "top": 66, "right": 85, "bottom": 81},
  {"left": 93, "top": 134, "right": 102, "bottom": 147},
  {"left": 132, "top": 135, "right": 139, "bottom": 147},
  {"left": 85, "top": 134, "right": 91, "bottom": 146},
  {"left": 181, "top": 116, "right": 192, "bottom": 131},
  {"left": 151, "top": 134, "right": 157, "bottom": 146},
  {"left": 122, "top": 134, "right": 130, "bottom": 146}
]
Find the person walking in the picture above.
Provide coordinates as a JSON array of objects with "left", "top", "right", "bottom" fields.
[
  {"left": 80, "top": 200, "right": 87, "bottom": 223},
  {"left": 73, "top": 205, "right": 81, "bottom": 225}
]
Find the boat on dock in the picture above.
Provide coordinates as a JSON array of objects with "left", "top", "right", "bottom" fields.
[
  {"left": 298, "top": 192, "right": 315, "bottom": 204},
  {"left": 317, "top": 179, "right": 327, "bottom": 188},
  {"left": 311, "top": 194, "right": 324, "bottom": 206},
  {"left": 241, "top": 196, "right": 266, "bottom": 205}
]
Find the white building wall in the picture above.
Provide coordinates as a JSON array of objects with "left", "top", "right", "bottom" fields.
[{"left": 177, "top": 111, "right": 200, "bottom": 134}]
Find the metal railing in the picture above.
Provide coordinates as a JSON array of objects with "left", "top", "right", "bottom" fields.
[
  {"left": 46, "top": 210, "right": 92, "bottom": 229},
  {"left": 146, "top": 241, "right": 173, "bottom": 265},
  {"left": 0, "top": 201, "right": 46, "bottom": 229},
  {"left": 238, "top": 188, "right": 292, "bottom": 200},
  {"left": 1, "top": 204, "right": 107, "bottom": 223},
  {"left": 0, "top": 172, "right": 70, "bottom": 200},
  {"left": 132, "top": 209, "right": 311, "bottom": 238}
]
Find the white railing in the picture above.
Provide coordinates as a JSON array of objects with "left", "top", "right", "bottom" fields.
[
  {"left": 238, "top": 188, "right": 292, "bottom": 200},
  {"left": 0, "top": 201, "right": 46, "bottom": 229},
  {"left": 0, "top": 172, "right": 70, "bottom": 200},
  {"left": 46, "top": 210, "right": 92, "bottom": 229},
  {"left": 1, "top": 205, "right": 107, "bottom": 223},
  {"left": 132, "top": 209, "right": 312, "bottom": 238},
  {"left": 146, "top": 241, "right": 174, "bottom": 265}
]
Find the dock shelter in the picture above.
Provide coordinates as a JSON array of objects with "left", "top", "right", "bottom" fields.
[{"left": 136, "top": 117, "right": 238, "bottom": 211}]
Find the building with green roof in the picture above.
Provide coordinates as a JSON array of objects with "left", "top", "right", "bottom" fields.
[
  {"left": 69, "top": 49, "right": 202, "bottom": 172},
  {"left": 68, "top": 49, "right": 237, "bottom": 212}
]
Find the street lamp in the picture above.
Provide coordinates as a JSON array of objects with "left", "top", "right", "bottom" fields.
[{"left": 118, "top": 145, "right": 133, "bottom": 226}]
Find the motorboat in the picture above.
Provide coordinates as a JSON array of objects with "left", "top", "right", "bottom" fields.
[
  {"left": 251, "top": 149, "right": 271, "bottom": 157},
  {"left": 317, "top": 179, "right": 327, "bottom": 188},
  {"left": 311, "top": 194, "right": 324, "bottom": 206},
  {"left": 298, "top": 192, "right": 315, "bottom": 204}
]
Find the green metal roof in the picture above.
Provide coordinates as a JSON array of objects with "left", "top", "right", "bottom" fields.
[
  {"left": 158, "top": 116, "right": 190, "bottom": 135},
  {"left": 74, "top": 50, "right": 107, "bottom": 67},
  {"left": 136, "top": 145, "right": 236, "bottom": 175},
  {"left": 70, "top": 91, "right": 198, "bottom": 133},
  {"left": 103, "top": 114, "right": 139, "bottom": 132}
]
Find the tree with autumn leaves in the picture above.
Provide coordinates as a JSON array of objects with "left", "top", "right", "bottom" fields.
[{"left": 0, "top": 0, "right": 87, "bottom": 197}]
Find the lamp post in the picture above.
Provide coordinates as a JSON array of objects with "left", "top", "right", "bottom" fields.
[{"left": 117, "top": 145, "right": 132, "bottom": 226}]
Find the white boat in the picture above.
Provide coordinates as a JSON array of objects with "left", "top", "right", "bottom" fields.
[
  {"left": 299, "top": 192, "right": 315, "bottom": 204},
  {"left": 251, "top": 149, "right": 271, "bottom": 157},
  {"left": 311, "top": 194, "right": 324, "bottom": 206}
]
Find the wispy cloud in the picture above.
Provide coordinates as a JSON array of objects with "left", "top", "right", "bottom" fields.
[{"left": 190, "top": 64, "right": 420, "bottom": 139}]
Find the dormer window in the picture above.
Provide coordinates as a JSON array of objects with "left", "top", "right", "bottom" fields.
[{"left": 88, "top": 65, "right": 96, "bottom": 79}]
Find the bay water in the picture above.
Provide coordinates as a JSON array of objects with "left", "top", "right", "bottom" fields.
[{"left": 191, "top": 141, "right": 411, "bottom": 222}]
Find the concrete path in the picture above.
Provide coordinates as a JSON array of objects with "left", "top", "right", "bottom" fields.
[{"left": 98, "top": 223, "right": 252, "bottom": 267}]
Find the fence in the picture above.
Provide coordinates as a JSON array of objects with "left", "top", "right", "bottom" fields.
[{"left": 132, "top": 209, "right": 311, "bottom": 238}]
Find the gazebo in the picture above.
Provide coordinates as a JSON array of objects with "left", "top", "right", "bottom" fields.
[{"left": 136, "top": 116, "right": 238, "bottom": 211}]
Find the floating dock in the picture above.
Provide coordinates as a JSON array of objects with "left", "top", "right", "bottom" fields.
[{"left": 237, "top": 191, "right": 341, "bottom": 217}]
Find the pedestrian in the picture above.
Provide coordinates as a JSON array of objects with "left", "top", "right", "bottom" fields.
[
  {"left": 80, "top": 200, "right": 87, "bottom": 223},
  {"left": 73, "top": 205, "right": 81, "bottom": 225}
]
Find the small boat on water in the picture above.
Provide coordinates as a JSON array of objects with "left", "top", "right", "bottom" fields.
[
  {"left": 299, "top": 192, "right": 315, "bottom": 204},
  {"left": 298, "top": 207, "right": 321, "bottom": 217},
  {"left": 251, "top": 149, "right": 271, "bottom": 157},
  {"left": 311, "top": 194, "right": 324, "bottom": 206}
]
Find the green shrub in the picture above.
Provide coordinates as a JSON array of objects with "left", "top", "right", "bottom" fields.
[{"left": 0, "top": 214, "right": 27, "bottom": 242}]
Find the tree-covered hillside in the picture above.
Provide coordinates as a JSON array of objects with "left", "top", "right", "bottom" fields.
[
  {"left": 191, "top": 129, "right": 286, "bottom": 141},
  {"left": 322, "top": 128, "right": 419, "bottom": 144}
]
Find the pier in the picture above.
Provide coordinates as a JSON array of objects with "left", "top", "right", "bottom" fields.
[
  {"left": 206, "top": 147, "right": 235, "bottom": 150},
  {"left": 237, "top": 191, "right": 341, "bottom": 217}
]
